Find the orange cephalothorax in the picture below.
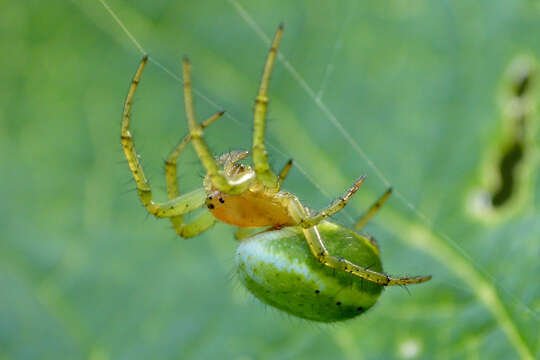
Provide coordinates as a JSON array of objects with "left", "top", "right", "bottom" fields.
[{"left": 205, "top": 189, "right": 296, "bottom": 228}]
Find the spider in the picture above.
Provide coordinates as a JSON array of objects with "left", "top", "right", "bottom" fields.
[{"left": 122, "top": 24, "right": 431, "bottom": 321}]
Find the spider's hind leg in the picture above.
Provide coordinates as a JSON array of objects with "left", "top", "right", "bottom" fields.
[
  {"left": 299, "top": 176, "right": 366, "bottom": 228},
  {"left": 277, "top": 159, "right": 293, "bottom": 189},
  {"left": 252, "top": 24, "right": 284, "bottom": 189},
  {"left": 234, "top": 227, "right": 267, "bottom": 241},
  {"left": 354, "top": 187, "right": 393, "bottom": 230},
  {"left": 285, "top": 192, "right": 431, "bottom": 286},
  {"left": 304, "top": 225, "right": 431, "bottom": 286}
]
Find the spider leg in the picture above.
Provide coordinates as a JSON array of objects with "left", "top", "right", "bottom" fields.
[
  {"left": 299, "top": 176, "right": 366, "bottom": 228},
  {"left": 306, "top": 224, "right": 432, "bottom": 286},
  {"left": 183, "top": 58, "right": 253, "bottom": 195},
  {"left": 122, "top": 56, "right": 210, "bottom": 218},
  {"left": 252, "top": 24, "right": 284, "bottom": 189},
  {"left": 354, "top": 187, "right": 393, "bottom": 230},
  {"left": 164, "top": 111, "right": 225, "bottom": 237},
  {"left": 286, "top": 196, "right": 431, "bottom": 286},
  {"left": 234, "top": 227, "right": 266, "bottom": 241},
  {"left": 277, "top": 159, "right": 293, "bottom": 189},
  {"left": 170, "top": 211, "right": 216, "bottom": 238},
  {"left": 165, "top": 111, "right": 225, "bottom": 199}
]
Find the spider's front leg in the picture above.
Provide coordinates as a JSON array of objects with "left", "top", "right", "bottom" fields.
[
  {"left": 164, "top": 111, "right": 225, "bottom": 238},
  {"left": 182, "top": 58, "right": 254, "bottom": 195},
  {"left": 122, "top": 56, "right": 209, "bottom": 220},
  {"left": 251, "top": 24, "right": 284, "bottom": 189}
]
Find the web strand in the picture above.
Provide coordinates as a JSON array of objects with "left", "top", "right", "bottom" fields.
[
  {"left": 316, "top": 1, "right": 357, "bottom": 100},
  {"left": 98, "top": 0, "right": 146, "bottom": 54}
]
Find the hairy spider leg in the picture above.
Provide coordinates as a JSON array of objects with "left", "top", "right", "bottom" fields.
[
  {"left": 252, "top": 24, "right": 284, "bottom": 189},
  {"left": 183, "top": 58, "right": 254, "bottom": 195},
  {"left": 299, "top": 176, "right": 367, "bottom": 228},
  {"left": 354, "top": 187, "right": 393, "bottom": 230},
  {"left": 165, "top": 111, "right": 225, "bottom": 196},
  {"left": 285, "top": 195, "right": 432, "bottom": 286},
  {"left": 164, "top": 111, "right": 225, "bottom": 237},
  {"left": 122, "top": 56, "right": 209, "bottom": 218},
  {"left": 277, "top": 159, "right": 293, "bottom": 188},
  {"left": 234, "top": 227, "right": 261, "bottom": 241}
]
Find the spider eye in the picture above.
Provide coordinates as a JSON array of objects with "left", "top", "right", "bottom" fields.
[
  {"left": 208, "top": 196, "right": 213, "bottom": 200},
  {"left": 207, "top": 204, "right": 215, "bottom": 209},
  {"left": 219, "top": 198, "right": 225, "bottom": 203}
]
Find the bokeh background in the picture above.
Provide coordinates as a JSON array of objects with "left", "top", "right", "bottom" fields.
[{"left": 1, "top": 1, "right": 539, "bottom": 359}]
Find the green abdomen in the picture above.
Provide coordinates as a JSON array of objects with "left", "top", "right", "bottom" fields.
[{"left": 236, "top": 221, "right": 383, "bottom": 322}]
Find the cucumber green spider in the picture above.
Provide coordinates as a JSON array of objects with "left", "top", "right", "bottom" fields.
[{"left": 122, "top": 24, "right": 431, "bottom": 321}]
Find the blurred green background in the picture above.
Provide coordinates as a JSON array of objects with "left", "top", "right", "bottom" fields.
[{"left": 1, "top": 1, "right": 539, "bottom": 359}]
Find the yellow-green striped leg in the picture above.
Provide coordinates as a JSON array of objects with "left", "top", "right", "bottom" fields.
[
  {"left": 286, "top": 195, "right": 431, "bottom": 286},
  {"left": 164, "top": 112, "right": 225, "bottom": 237},
  {"left": 277, "top": 159, "right": 293, "bottom": 189},
  {"left": 299, "top": 176, "right": 366, "bottom": 228},
  {"left": 354, "top": 188, "right": 393, "bottom": 230},
  {"left": 234, "top": 227, "right": 263, "bottom": 241},
  {"left": 122, "top": 56, "right": 210, "bottom": 218},
  {"left": 183, "top": 58, "right": 254, "bottom": 195},
  {"left": 252, "top": 24, "right": 284, "bottom": 189}
]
